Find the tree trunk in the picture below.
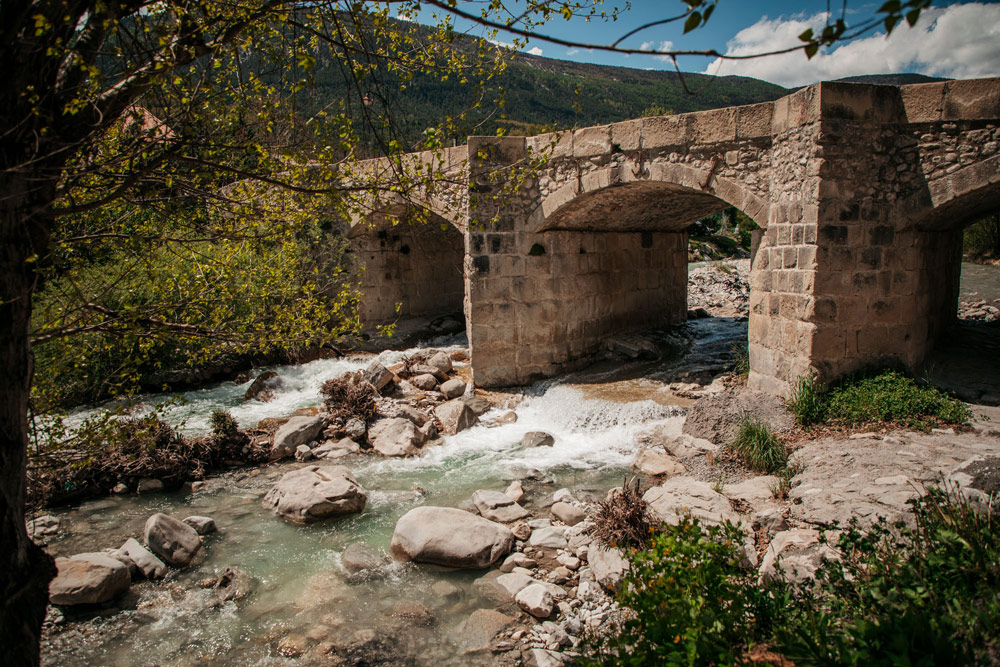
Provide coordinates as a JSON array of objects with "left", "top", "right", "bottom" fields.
[{"left": 0, "top": 174, "right": 56, "bottom": 666}]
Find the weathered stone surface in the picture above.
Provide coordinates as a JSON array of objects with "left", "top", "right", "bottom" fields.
[
  {"left": 144, "top": 513, "right": 202, "bottom": 566},
  {"left": 683, "top": 387, "right": 794, "bottom": 446},
  {"left": 410, "top": 373, "right": 438, "bottom": 391},
  {"left": 120, "top": 538, "right": 168, "bottom": 579},
  {"left": 631, "top": 448, "right": 686, "bottom": 477},
  {"left": 262, "top": 465, "right": 367, "bottom": 523},
  {"left": 50, "top": 553, "right": 131, "bottom": 605},
  {"left": 439, "top": 378, "right": 467, "bottom": 399},
  {"left": 271, "top": 416, "right": 325, "bottom": 460},
  {"left": 472, "top": 489, "right": 530, "bottom": 523},
  {"left": 26, "top": 514, "right": 60, "bottom": 538},
  {"left": 529, "top": 525, "right": 568, "bottom": 549},
  {"left": 427, "top": 351, "right": 453, "bottom": 378},
  {"left": 589, "top": 546, "right": 627, "bottom": 592},
  {"left": 643, "top": 477, "right": 742, "bottom": 526},
  {"left": 294, "top": 444, "right": 314, "bottom": 461},
  {"left": 363, "top": 361, "right": 394, "bottom": 392},
  {"left": 505, "top": 480, "right": 525, "bottom": 503},
  {"left": 390, "top": 506, "right": 514, "bottom": 568},
  {"left": 313, "top": 437, "right": 361, "bottom": 459},
  {"left": 136, "top": 478, "right": 164, "bottom": 494},
  {"left": 462, "top": 395, "right": 492, "bottom": 416},
  {"left": 522, "top": 431, "right": 555, "bottom": 447},
  {"left": 516, "top": 583, "right": 554, "bottom": 618},
  {"left": 500, "top": 552, "right": 537, "bottom": 573},
  {"left": 182, "top": 516, "right": 216, "bottom": 535},
  {"left": 367, "top": 417, "right": 423, "bottom": 457},
  {"left": 341, "top": 542, "right": 384, "bottom": 574},
  {"left": 389, "top": 601, "right": 435, "bottom": 626},
  {"left": 550, "top": 502, "right": 586, "bottom": 526},
  {"left": 759, "top": 528, "right": 840, "bottom": 585},
  {"left": 495, "top": 571, "right": 535, "bottom": 597},
  {"left": 454, "top": 609, "right": 514, "bottom": 653},
  {"left": 433, "top": 399, "right": 479, "bottom": 434}
]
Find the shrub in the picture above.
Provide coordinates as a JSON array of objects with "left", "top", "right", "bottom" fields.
[
  {"left": 591, "top": 477, "right": 657, "bottom": 550},
  {"left": 321, "top": 373, "right": 376, "bottom": 424},
  {"left": 789, "top": 368, "right": 970, "bottom": 430},
  {"left": 210, "top": 409, "right": 240, "bottom": 439},
  {"left": 729, "top": 343, "right": 750, "bottom": 378},
  {"left": 732, "top": 417, "right": 787, "bottom": 473},
  {"left": 778, "top": 486, "right": 1000, "bottom": 665},
  {"left": 582, "top": 517, "right": 792, "bottom": 666}
]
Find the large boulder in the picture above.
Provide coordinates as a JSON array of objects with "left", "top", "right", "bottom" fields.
[
  {"left": 439, "top": 378, "right": 467, "bottom": 399},
  {"left": 434, "top": 399, "right": 478, "bottom": 435},
  {"left": 516, "top": 583, "right": 554, "bottom": 618},
  {"left": 244, "top": 370, "right": 282, "bottom": 401},
  {"left": 263, "top": 465, "right": 367, "bottom": 523},
  {"left": 643, "top": 477, "right": 742, "bottom": 527},
  {"left": 472, "top": 490, "right": 530, "bottom": 523},
  {"left": 363, "top": 361, "right": 395, "bottom": 394},
  {"left": 452, "top": 609, "right": 514, "bottom": 653},
  {"left": 410, "top": 374, "right": 438, "bottom": 391},
  {"left": 144, "top": 513, "right": 202, "bottom": 567},
  {"left": 313, "top": 438, "right": 361, "bottom": 459},
  {"left": 589, "top": 546, "right": 628, "bottom": 592},
  {"left": 120, "top": 537, "right": 168, "bottom": 579},
  {"left": 426, "top": 351, "right": 453, "bottom": 378},
  {"left": 50, "top": 553, "right": 131, "bottom": 605},
  {"left": 270, "top": 415, "right": 325, "bottom": 460},
  {"left": 632, "top": 448, "right": 686, "bottom": 477},
  {"left": 367, "top": 417, "right": 423, "bottom": 457},
  {"left": 390, "top": 506, "right": 514, "bottom": 568}
]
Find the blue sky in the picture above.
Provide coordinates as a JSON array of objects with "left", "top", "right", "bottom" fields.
[{"left": 406, "top": 1, "right": 1000, "bottom": 87}]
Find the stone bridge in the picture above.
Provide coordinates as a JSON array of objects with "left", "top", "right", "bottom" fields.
[{"left": 346, "top": 77, "right": 1000, "bottom": 396}]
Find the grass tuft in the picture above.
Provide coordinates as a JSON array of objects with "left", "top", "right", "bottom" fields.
[{"left": 732, "top": 416, "right": 788, "bottom": 473}]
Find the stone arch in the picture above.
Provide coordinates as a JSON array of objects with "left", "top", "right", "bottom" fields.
[
  {"left": 527, "top": 162, "right": 769, "bottom": 233},
  {"left": 897, "top": 156, "right": 1000, "bottom": 233},
  {"left": 348, "top": 203, "right": 466, "bottom": 327}
]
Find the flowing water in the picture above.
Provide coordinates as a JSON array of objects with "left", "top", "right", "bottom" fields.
[{"left": 40, "top": 320, "right": 745, "bottom": 666}]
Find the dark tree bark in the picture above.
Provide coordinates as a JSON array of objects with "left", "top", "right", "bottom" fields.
[{"left": 0, "top": 173, "right": 57, "bottom": 666}]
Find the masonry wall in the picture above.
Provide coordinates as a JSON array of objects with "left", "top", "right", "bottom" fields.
[{"left": 353, "top": 226, "right": 465, "bottom": 325}]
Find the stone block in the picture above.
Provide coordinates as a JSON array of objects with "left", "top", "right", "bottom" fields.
[
  {"left": 737, "top": 102, "right": 773, "bottom": 138},
  {"left": 610, "top": 120, "right": 641, "bottom": 151},
  {"left": 573, "top": 125, "right": 611, "bottom": 157},
  {"left": 527, "top": 131, "right": 573, "bottom": 159},
  {"left": 641, "top": 114, "right": 691, "bottom": 147},
  {"left": 692, "top": 107, "right": 736, "bottom": 144},
  {"left": 942, "top": 78, "right": 1000, "bottom": 120}
]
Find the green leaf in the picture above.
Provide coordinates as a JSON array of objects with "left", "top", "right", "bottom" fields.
[
  {"left": 798, "top": 28, "right": 814, "bottom": 42},
  {"left": 805, "top": 42, "right": 820, "bottom": 59},
  {"left": 683, "top": 11, "right": 701, "bottom": 33},
  {"left": 878, "top": 0, "right": 902, "bottom": 13},
  {"left": 906, "top": 8, "right": 922, "bottom": 26},
  {"left": 884, "top": 15, "right": 902, "bottom": 33}
]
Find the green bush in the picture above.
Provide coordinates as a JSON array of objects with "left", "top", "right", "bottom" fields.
[
  {"left": 778, "top": 487, "right": 1000, "bottom": 665},
  {"left": 732, "top": 417, "right": 787, "bottom": 473},
  {"left": 582, "top": 517, "right": 791, "bottom": 666},
  {"left": 789, "top": 368, "right": 970, "bottom": 430},
  {"left": 584, "top": 487, "right": 999, "bottom": 667}
]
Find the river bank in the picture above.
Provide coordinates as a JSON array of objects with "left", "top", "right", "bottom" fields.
[{"left": 31, "top": 260, "right": 1000, "bottom": 666}]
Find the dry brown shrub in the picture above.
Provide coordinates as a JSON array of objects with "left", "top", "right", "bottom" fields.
[
  {"left": 321, "top": 372, "right": 376, "bottom": 424},
  {"left": 591, "top": 477, "right": 657, "bottom": 550}
]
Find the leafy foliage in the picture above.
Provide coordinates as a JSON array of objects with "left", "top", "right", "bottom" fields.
[
  {"left": 586, "top": 487, "right": 999, "bottom": 667},
  {"left": 591, "top": 477, "right": 656, "bottom": 550},
  {"left": 27, "top": 411, "right": 267, "bottom": 508},
  {"left": 789, "top": 368, "right": 970, "bottom": 430},
  {"left": 964, "top": 211, "right": 1000, "bottom": 260},
  {"left": 732, "top": 417, "right": 787, "bottom": 473},
  {"left": 777, "top": 486, "right": 1000, "bottom": 665},
  {"left": 583, "top": 517, "right": 791, "bottom": 666}
]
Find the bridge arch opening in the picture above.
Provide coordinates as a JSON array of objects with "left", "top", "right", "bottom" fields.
[
  {"left": 908, "top": 182, "right": 1000, "bottom": 404},
  {"left": 348, "top": 206, "right": 465, "bottom": 332},
  {"left": 495, "top": 178, "right": 764, "bottom": 383}
]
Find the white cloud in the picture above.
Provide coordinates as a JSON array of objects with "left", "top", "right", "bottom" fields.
[
  {"left": 566, "top": 47, "right": 580, "bottom": 55},
  {"left": 487, "top": 37, "right": 515, "bottom": 50},
  {"left": 527, "top": 46, "right": 544, "bottom": 56},
  {"left": 641, "top": 39, "right": 676, "bottom": 63},
  {"left": 703, "top": 3, "right": 1000, "bottom": 87}
]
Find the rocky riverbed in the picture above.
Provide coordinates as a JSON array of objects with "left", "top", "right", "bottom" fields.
[{"left": 31, "top": 260, "right": 1000, "bottom": 666}]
